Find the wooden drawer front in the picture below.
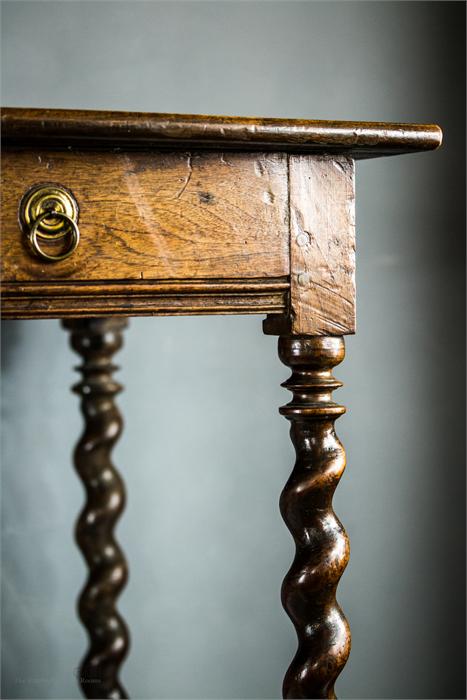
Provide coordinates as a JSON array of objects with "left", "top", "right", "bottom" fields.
[{"left": 1, "top": 149, "right": 289, "bottom": 282}]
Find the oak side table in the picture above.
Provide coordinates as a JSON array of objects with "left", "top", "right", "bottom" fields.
[{"left": 0, "top": 108, "right": 442, "bottom": 700}]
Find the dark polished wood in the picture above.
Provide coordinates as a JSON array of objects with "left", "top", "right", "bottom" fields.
[
  {"left": 63, "top": 317, "right": 129, "bottom": 699},
  {"left": 278, "top": 335, "right": 350, "bottom": 699},
  {"left": 1, "top": 107, "right": 442, "bottom": 158}
]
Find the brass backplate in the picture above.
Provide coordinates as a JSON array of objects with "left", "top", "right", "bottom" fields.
[{"left": 19, "top": 182, "right": 79, "bottom": 239}]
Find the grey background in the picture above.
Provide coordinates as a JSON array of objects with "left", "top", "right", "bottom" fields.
[{"left": 1, "top": 1, "right": 465, "bottom": 698}]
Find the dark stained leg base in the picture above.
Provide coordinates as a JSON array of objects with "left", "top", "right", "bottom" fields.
[
  {"left": 63, "top": 318, "right": 130, "bottom": 699},
  {"left": 278, "top": 335, "right": 351, "bottom": 699}
]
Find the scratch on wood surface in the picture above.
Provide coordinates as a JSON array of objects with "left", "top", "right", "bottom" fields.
[
  {"left": 310, "top": 278, "right": 353, "bottom": 308},
  {"left": 311, "top": 311, "right": 349, "bottom": 335},
  {"left": 175, "top": 154, "right": 193, "bottom": 199},
  {"left": 254, "top": 160, "right": 266, "bottom": 177}
]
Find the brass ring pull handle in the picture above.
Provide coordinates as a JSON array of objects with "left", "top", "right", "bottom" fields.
[
  {"left": 19, "top": 182, "right": 80, "bottom": 262},
  {"left": 29, "top": 211, "right": 80, "bottom": 262}
]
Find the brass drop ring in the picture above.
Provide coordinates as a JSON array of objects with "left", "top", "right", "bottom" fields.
[{"left": 28, "top": 211, "right": 80, "bottom": 262}]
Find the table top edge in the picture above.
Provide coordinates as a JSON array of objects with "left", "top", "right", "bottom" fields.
[{"left": 1, "top": 107, "right": 442, "bottom": 158}]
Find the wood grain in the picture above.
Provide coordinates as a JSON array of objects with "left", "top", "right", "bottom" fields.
[
  {"left": 1, "top": 108, "right": 443, "bottom": 158},
  {"left": 289, "top": 155, "right": 356, "bottom": 335},
  {"left": 1, "top": 149, "right": 289, "bottom": 282}
]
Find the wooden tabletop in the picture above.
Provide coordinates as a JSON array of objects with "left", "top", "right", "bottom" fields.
[
  {"left": 1, "top": 107, "right": 442, "bottom": 158},
  {"left": 1, "top": 107, "right": 442, "bottom": 325}
]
